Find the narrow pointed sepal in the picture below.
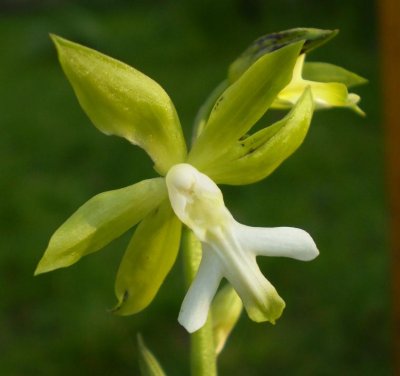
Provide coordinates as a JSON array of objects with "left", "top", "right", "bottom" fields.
[
  {"left": 113, "top": 201, "right": 182, "bottom": 315},
  {"left": 51, "top": 35, "right": 186, "bottom": 174},
  {"left": 35, "top": 178, "right": 167, "bottom": 275},
  {"left": 137, "top": 334, "right": 167, "bottom": 376}
]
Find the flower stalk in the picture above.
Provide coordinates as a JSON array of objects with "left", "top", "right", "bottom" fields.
[{"left": 182, "top": 228, "right": 217, "bottom": 376}]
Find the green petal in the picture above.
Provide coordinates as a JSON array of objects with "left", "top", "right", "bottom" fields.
[
  {"left": 137, "top": 334, "right": 167, "bottom": 376},
  {"left": 303, "top": 62, "right": 368, "bottom": 88},
  {"left": 204, "top": 87, "right": 314, "bottom": 185},
  {"left": 51, "top": 35, "right": 187, "bottom": 175},
  {"left": 188, "top": 41, "right": 304, "bottom": 170},
  {"left": 228, "top": 28, "right": 338, "bottom": 82},
  {"left": 211, "top": 285, "right": 242, "bottom": 355},
  {"left": 114, "top": 200, "right": 182, "bottom": 315},
  {"left": 35, "top": 178, "right": 167, "bottom": 275},
  {"left": 192, "top": 80, "right": 229, "bottom": 143}
]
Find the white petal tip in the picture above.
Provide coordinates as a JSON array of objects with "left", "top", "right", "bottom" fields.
[
  {"left": 286, "top": 228, "right": 319, "bottom": 261},
  {"left": 300, "top": 231, "right": 319, "bottom": 261}
]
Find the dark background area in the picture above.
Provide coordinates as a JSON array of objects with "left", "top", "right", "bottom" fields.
[{"left": 0, "top": 0, "right": 390, "bottom": 375}]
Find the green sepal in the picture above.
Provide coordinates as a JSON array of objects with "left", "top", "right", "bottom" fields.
[
  {"left": 229, "top": 28, "right": 338, "bottom": 82},
  {"left": 303, "top": 62, "right": 368, "bottom": 88},
  {"left": 211, "top": 285, "right": 242, "bottom": 355},
  {"left": 51, "top": 35, "right": 187, "bottom": 175},
  {"left": 113, "top": 200, "right": 182, "bottom": 315},
  {"left": 188, "top": 41, "right": 304, "bottom": 170},
  {"left": 137, "top": 334, "right": 167, "bottom": 376},
  {"left": 204, "top": 87, "right": 314, "bottom": 185},
  {"left": 35, "top": 178, "right": 167, "bottom": 275}
]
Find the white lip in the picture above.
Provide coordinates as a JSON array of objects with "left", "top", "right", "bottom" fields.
[{"left": 166, "top": 163, "right": 319, "bottom": 333}]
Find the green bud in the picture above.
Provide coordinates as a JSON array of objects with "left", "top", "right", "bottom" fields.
[
  {"left": 229, "top": 28, "right": 338, "bottom": 82},
  {"left": 211, "top": 285, "right": 243, "bottom": 355}
]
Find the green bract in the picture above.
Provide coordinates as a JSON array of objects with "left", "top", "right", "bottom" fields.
[
  {"left": 36, "top": 30, "right": 366, "bottom": 334},
  {"left": 137, "top": 334, "right": 167, "bottom": 376}
]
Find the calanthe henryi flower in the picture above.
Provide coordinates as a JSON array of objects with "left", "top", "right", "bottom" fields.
[{"left": 35, "top": 29, "right": 366, "bottom": 332}]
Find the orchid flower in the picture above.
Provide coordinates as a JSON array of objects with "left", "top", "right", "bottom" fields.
[
  {"left": 35, "top": 30, "right": 365, "bottom": 333},
  {"left": 193, "top": 28, "right": 366, "bottom": 140}
]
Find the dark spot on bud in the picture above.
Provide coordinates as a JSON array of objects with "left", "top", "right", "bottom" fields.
[{"left": 214, "top": 95, "right": 224, "bottom": 110}]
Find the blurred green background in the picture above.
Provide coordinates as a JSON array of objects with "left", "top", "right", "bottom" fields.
[{"left": 0, "top": 0, "right": 390, "bottom": 375}]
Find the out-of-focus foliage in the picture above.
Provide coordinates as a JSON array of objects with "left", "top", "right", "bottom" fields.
[{"left": 0, "top": 0, "right": 389, "bottom": 375}]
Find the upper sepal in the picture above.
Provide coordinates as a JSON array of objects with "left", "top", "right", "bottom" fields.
[
  {"left": 35, "top": 177, "right": 167, "bottom": 275},
  {"left": 51, "top": 35, "right": 187, "bottom": 175}
]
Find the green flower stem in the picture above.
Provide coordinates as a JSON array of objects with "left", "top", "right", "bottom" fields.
[{"left": 182, "top": 227, "right": 217, "bottom": 376}]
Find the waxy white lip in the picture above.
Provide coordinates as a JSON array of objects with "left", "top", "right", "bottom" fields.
[{"left": 166, "top": 163, "right": 319, "bottom": 333}]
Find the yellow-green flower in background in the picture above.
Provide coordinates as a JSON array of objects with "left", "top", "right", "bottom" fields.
[
  {"left": 271, "top": 53, "right": 366, "bottom": 115},
  {"left": 35, "top": 29, "right": 365, "bottom": 333}
]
